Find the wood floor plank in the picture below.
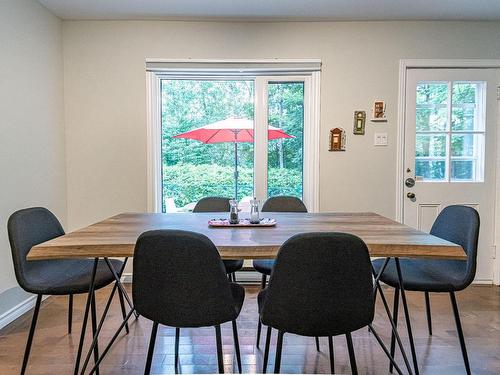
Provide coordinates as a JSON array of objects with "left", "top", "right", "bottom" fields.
[{"left": 1, "top": 285, "right": 499, "bottom": 374}]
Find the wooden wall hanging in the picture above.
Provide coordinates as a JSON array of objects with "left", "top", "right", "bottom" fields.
[{"left": 329, "top": 127, "right": 346, "bottom": 151}]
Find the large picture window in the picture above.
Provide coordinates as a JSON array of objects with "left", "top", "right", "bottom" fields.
[{"left": 147, "top": 60, "right": 320, "bottom": 213}]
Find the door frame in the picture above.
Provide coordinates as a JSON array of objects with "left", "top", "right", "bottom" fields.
[
  {"left": 396, "top": 59, "right": 500, "bottom": 284},
  {"left": 146, "top": 59, "right": 321, "bottom": 213}
]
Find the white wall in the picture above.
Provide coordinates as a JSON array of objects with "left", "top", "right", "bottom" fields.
[
  {"left": 0, "top": 0, "right": 66, "bottom": 321},
  {"left": 62, "top": 21, "right": 500, "bottom": 278}
]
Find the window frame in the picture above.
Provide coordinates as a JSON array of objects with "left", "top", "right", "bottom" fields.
[
  {"left": 146, "top": 60, "right": 320, "bottom": 213},
  {"left": 414, "top": 80, "right": 486, "bottom": 182}
]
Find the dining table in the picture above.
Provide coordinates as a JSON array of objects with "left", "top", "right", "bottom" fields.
[{"left": 27, "top": 211, "right": 466, "bottom": 375}]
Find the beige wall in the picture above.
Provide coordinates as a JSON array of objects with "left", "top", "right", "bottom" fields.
[
  {"left": 62, "top": 20, "right": 500, "bottom": 231},
  {"left": 0, "top": 0, "right": 65, "bottom": 304}
]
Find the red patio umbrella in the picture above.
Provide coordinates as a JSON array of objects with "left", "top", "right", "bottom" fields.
[{"left": 172, "top": 118, "right": 294, "bottom": 199}]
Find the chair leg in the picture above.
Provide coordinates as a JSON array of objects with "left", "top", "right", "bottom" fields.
[
  {"left": 233, "top": 272, "right": 237, "bottom": 282},
  {"left": 425, "top": 292, "right": 432, "bottom": 336},
  {"left": 68, "top": 294, "right": 73, "bottom": 334},
  {"left": 263, "top": 326, "right": 272, "bottom": 373},
  {"left": 346, "top": 333, "right": 358, "bottom": 375},
  {"left": 144, "top": 322, "right": 158, "bottom": 375},
  {"left": 395, "top": 258, "right": 419, "bottom": 375},
  {"left": 315, "top": 336, "right": 320, "bottom": 352},
  {"left": 328, "top": 336, "right": 334, "bottom": 374},
  {"left": 21, "top": 294, "right": 42, "bottom": 375},
  {"left": 175, "top": 327, "right": 180, "bottom": 373},
  {"left": 389, "top": 287, "right": 400, "bottom": 373},
  {"left": 274, "top": 330, "right": 284, "bottom": 374},
  {"left": 232, "top": 320, "right": 242, "bottom": 373},
  {"left": 450, "top": 292, "right": 471, "bottom": 375},
  {"left": 117, "top": 284, "right": 130, "bottom": 334},
  {"left": 256, "top": 274, "right": 267, "bottom": 349},
  {"left": 215, "top": 324, "right": 224, "bottom": 374},
  {"left": 90, "top": 291, "right": 100, "bottom": 375}
]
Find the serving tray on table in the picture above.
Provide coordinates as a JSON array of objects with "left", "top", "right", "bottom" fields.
[{"left": 208, "top": 218, "right": 276, "bottom": 227}]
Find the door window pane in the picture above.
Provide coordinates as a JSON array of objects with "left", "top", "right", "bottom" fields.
[
  {"left": 415, "top": 160, "right": 446, "bottom": 181},
  {"left": 451, "top": 160, "right": 474, "bottom": 180},
  {"left": 451, "top": 107, "right": 476, "bottom": 131},
  {"left": 416, "top": 134, "right": 447, "bottom": 157},
  {"left": 416, "top": 83, "right": 448, "bottom": 105},
  {"left": 161, "top": 79, "right": 254, "bottom": 212},
  {"left": 267, "top": 82, "right": 304, "bottom": 198},
  {"left": 416, "top": 107, "right": 448, "bottom": 132}
]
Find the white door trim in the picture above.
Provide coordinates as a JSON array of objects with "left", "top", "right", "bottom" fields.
[{"left": 396, "top": 59, "right": 500, "bottom": 284}]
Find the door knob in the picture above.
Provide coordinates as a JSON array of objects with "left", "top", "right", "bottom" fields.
[
  {"left": 407, "top": 192, "right": 416, "bottom": 199},
  {"left": 405, "top": 178, "right": 415, "bottom": 188}
]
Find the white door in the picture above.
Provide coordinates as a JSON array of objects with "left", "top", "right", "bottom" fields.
[{"left": 403, "top": 68, "right": 498, "bottom": 282}]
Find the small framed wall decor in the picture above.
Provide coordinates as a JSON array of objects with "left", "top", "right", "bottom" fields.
[
  {"left": 329, "top": 127, "right": 346, "bottom": 151},
  {"left": 353, "top": 111, "right": 366, "bottom": 135},
  {"left": 371, "top": 100, "right": 387, "bottom": 122}
]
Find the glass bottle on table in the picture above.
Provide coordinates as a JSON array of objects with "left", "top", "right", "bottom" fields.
[
  {"left": 229, "top": 199, "right": 239, "bottom": 224},
  {"left": 250, "top": 198, "right": 260, "bottom": 224}
]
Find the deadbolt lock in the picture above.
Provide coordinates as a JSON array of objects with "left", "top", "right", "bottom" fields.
[{"left": 407, "top": 192, "right": 416, "bottom": 199}]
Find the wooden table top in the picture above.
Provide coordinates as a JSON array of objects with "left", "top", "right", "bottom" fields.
[{"left": 27, "top": 212, "right": 466, "bottom": 261}]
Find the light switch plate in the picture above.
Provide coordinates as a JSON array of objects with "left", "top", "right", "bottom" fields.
[{"left": 374, "top": 132, "right": 388, "bottom": 146}]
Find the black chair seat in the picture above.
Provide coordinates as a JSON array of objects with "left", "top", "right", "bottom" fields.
[
  {"left": 23, "top": 258, "right": 124, "bottom": 295},
  {"left": 224, "top": 259, "right": 244, "bottom": 274},
  {"left": 253, "top": 259, "right": 274, "bottom": 275},
  {"left": 372, "top": 257, "right": 467, "bottom": 293}
]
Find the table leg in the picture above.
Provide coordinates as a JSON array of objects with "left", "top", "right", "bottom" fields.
[
  {"left": 395, "top": 257, "right": 420, "bottom": 375},
  {"left": 372, "top": 257, "right": 414, "bottom": 375},
  {"left": 79, "top": 258, "right": 137, "bottom": 375},
  {"left": 73, "top": 258, "right": 98, "bottom": 375}
]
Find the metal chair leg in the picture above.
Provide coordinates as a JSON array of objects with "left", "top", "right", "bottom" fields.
[
  {"left": 346, "top": 333, "right": 358, "bottom": 375},
  {"left": 215, "top": 324, "right": 224, "bottom": 374},
  {"left": 256, "top": 274, "right": 267, "bottom": 349},
  {"left": 315, "top": 336, "right": 320, "bottom": 352},
  {"left": 263, "top": 326, "right": 272, "bottom": 373},
  {"left": 450, "top": 292, "right": 471, "bottom": 375},
  {"left": 328, "top": 336, "right": 334, "bottom": 374},
  {"left": 117, "top": 285, "right": 130, "bottom": 334},
  {"left": 68, "top": 294, "right": 73, "bottom": 334},
  {"left": 274, "top": 330, "right": 284, "bottom": 374},
  {"left": 395, "top": 258, "right": 419, "bottom": 375},
  {"left": 425, "top": 292, "right": 432, "bottom": 336},
  {"left": 232, "top": 320, "right": 242, "bottom": 373},
  {"left": 144, "top": 322, "right": 158, "bottom": 375},
  {"left": 175, "top": 328, "right": 180, "bottom": 373},
  {"left": 389, "top": 287, "right": 400, "bottom": 373},
  {"left": 21, "top": 294, "right": 42, "bottom": 375},
  {"left": 90, "top": 291, "right": 100, "bottom": 375}
]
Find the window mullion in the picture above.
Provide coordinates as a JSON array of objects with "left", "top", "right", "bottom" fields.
[{"left": 253, "top": 77, "right": 268, "bottom": 201}]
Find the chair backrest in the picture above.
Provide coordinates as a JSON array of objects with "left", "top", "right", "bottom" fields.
[
  {"left": 430, "top": 205, "right": 480, "bottom": 288},
  {"left": 260, "top": 232, "right": 374, "bottom": 337},
  {"left": 261, "top": 196, "right": 307, "bottom": 213},
  {"left": 132, "top": 230, "right": 238, "bottom": 327},
  {"left": 192, "top": 197, "right": 231, "bottom": 213},
  {"left": 7, "top": 207, "right": 65, "bottom": 292}
]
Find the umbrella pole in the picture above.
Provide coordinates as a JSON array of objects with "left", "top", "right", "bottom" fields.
[{"left": 234, "top": 142, "right": 238, "bottom": 200}]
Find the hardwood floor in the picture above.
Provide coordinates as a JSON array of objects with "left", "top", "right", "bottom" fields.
[{"left": 1, "top": 284, "right": 500, "bottom": 374}]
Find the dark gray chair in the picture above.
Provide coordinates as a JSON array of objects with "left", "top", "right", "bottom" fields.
[
  {"left": 8, "top": 207, "right": 126, "bottom": 375},
  {"left": 372, "top": 205, "right": 479, "bottom": 375},
  {"left": 193, "top": 197, "right": 244, "bottom": 281},
  {"left": 132, "top": 230, "right": 245, "bottom": 374},
  {"left": 258, "top": 232, "right": 402, "bottom": 374},
  {"left": 253, "top": 195, "right": 308, "bottom": 348}
]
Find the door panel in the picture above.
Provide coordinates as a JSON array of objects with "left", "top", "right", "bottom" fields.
[{"left": 404, "top": 68, "right": 498, "bottom": 282}]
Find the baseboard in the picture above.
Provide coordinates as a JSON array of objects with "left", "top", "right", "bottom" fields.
[
  {"left": 0, "top": 294, "right": 48, "bottom": 330},
  {"left": 121, "top": 270, "right": 262, "bottom": 284}
]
